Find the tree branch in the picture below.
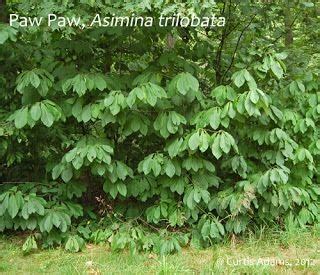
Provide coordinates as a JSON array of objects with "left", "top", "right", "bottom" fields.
[{"left": 221, "top": 14, "right": 257, "bottom": 82}]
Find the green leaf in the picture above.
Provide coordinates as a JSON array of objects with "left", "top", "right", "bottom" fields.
[
  {"left": 72, "top": 156, "right": 84, "bottom": 170},
  {"left": 52, "top": 165, "right": 63, "bottom": 180},
  {"left": 249, "top": 90, "right": 259, "bottom": 104},
  {"left": 14, "top": 108, "right": 28, "bottom": 129},
  {"left": 219, "top": 133, "right": 231, "bottom": 154},
  {"left": 40, "top": 104, "right": 54, "bottom": 127},
  {"left": 211, "top": 135, "right": 222, "bottom": 159},
  {"left": 117, "top": 183, "right": 127, "bottom": 196},
  {"left": 94, "top": 75, "right": 107, "bottom": 91},
  {"left": 22, "top": 236, "right": 38, "bottom": 254},
  {"left": 209, "top": 109, "right": 221, "bottom": 130},
  {"left": 199, "top": 131, "right": 209, "bottom": 152},
  {"left": 167, "top": 138, "right": 183, "bottom": 158},
  {"left": 87, "top": 147, "right": 97, "bottom": 162},
  {"left": 109, "top": 185, "right": 118, "bottom": 199},
  {"left": 81, "top": 105, "right": 91, "bottom": 122},
  {"left": 8, "top": 195, "right": 19, "bottom": 218},
  {"left": 176, "top": 73, "right": 199, "bottom": 95},
  {"left": 270, "top": 57, "right": 284, "bottom": 79},
  {"left": 188, "top": 132, "right": 200, "bottom": 151},
  {"left": 0, "top": 30, "right": 9, "bottom": 44},
  {"left": 30, "top": 104, "right": 41, "bottom": 121},
  {"left": 65, "top": 148, "right": 77, "bottom": 163},
  {"left": 165, "top": 160, "right": 176, "bottom": 178},
  {"left": 61, "top": 167, "right": 73, "bottom": 183},
  {"left": 30, "top": 72, "right": 41, "bottom": 88},
  {"left": 232, "top": 70, "right": 246, "bottom": 88}
]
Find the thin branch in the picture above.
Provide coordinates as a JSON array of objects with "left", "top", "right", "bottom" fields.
[
  {"left": 221, "top": 14, "right": 257, "bottom": 82},
  {"left": 215, "top": 0, "right": 234, "bottom": 83},
  {"left": 271, "top": 12, "right": 300, "bottom": 45}
]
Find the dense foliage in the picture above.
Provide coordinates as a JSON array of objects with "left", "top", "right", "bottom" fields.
[{"left": 0, "top": 0, "right": 320, "bottom": 254}]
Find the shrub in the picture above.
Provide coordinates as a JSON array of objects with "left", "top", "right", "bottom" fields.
[{"left": 0, "top": 1, "right": 319, "bottom": 253}]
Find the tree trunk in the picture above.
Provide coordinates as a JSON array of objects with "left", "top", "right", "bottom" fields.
[
  {"left": 0, "top": 0, "right": 7, "bottom": 23},
  {"left": 284, "top": 0, "right": 293, "bottom": 46}
]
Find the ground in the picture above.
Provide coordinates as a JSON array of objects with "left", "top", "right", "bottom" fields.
[{"left": 1, "top": 226, "right": 320, "bottom": 274}]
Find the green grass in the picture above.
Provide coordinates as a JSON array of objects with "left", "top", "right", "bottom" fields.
[{"left": 1, "top": 225, "right": 320, "bottom": 274}]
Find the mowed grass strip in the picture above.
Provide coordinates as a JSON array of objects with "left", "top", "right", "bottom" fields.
[{"left": 1, "top": 226, "right": 320, "bottom": 274}]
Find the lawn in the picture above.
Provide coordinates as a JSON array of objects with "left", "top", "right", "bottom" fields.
[{"left": 1, "top": 226, "right": 320, "bottom": 274}]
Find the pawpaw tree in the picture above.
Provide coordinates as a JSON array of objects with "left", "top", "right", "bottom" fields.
[{"left": 0, "top": 0, "right": 320, "bottom": 253}]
